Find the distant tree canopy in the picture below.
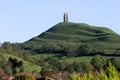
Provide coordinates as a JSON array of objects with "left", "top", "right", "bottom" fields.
[
  {"left": 33, "top": 41, "right": 61, "bottom": 53},
  {"left": 2, "top": 42, "right": 12, "bottom": 53},
  {"left": 109, "top": 57, "right": 120, "bottom": 71},
  {"left": 77, "top": 43, "right": 92, "bottom": 56},
  {"left": 65, "top": 43, "right": 93, "bottom": 57},
  {"left": 91, "top": 55, "right": 107, "bottom": 71},
  {"left": 64, "top": 44, "right": 78, "bottom": 57}
]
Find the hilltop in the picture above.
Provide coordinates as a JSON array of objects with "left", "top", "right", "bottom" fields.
[{"left": 23, "top": 22, "right": 120, "bottom": 54}]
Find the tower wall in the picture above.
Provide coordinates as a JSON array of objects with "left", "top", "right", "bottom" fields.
[{"left": 63, "top": 13, "right": 68, "bottom": 22}]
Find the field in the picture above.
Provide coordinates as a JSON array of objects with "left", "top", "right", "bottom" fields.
[
  {"left": 62, "top": 56, "right": 93, "bottom": 63},
  {"left": 32, "top": 53, "right": 120, "bottom": 63}
]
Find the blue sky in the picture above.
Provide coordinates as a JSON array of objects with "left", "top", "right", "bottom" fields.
[{"left": 0, "top": 0, "right": 120, "bottom": 43}]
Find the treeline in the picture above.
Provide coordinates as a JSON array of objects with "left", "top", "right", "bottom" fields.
[
  {"left": 23, "top": 41, "right": 120, "bottom": 57},
  {"left": 0, "top": 42, "right": 24, "bottom": 57},
  {"left": 0, "top": 42, "right": 32, "bottom": 76},
  {"left": 40, "top": 55, "right": 120, "bottom": 72},
  {"left": 2, "top": 41, "right": 118, "bottom": 76},
  {"left": 1, "top": 41, "right": 120, "bottom": 58},
  {"left": 35, "top": 54, "right": 120, "bottom": 79},
  {"left": 70, "top": 63, "right": 119, "bottom": 80},
  {"left": 13, "top": 62, "right": 120, "bottom": 80},
  {"left": 0, "top": 42, "right": 34, "bottom": 62},
  {"left": 0, "top": 42, "right": 120, "bottom": 79}
]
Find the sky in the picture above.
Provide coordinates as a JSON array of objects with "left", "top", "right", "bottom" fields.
[{"left": 0, "top": 0, "right": 120, "bottom": 43}]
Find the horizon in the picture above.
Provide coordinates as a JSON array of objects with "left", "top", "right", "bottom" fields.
[{"left": 1, "top": 0, "right": 120, "bottom": 43}]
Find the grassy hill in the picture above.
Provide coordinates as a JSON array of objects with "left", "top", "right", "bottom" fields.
[
  {"left": 24, "top": 22, "right": 120, "bottom": 54},
  {"left": 3, "top": 53, "right": 41, "bottom": 73}
]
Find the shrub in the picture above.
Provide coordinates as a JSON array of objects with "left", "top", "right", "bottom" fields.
[
  {"left": 77, "top": 43, "right": 92, "bottom": 56},
  {"left": 90, "top": 55, "right": 107, "bottom": 71},
  {"left": 70, "top": 62, "right": 119, "bottom": 80},
  {"left": 14, "top": 72, "right": 36, "bottom": 80}
]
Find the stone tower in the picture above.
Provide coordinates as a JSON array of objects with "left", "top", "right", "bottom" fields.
[{"left": 63, "top": 13, "right": 68, "bottom": 22}]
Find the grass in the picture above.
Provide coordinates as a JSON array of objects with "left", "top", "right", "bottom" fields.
[
  {"left": 32, "top": 53, "right": 61, "bottom": 59},
  {"left": 31, "top": 53, "right": 93, "bottom": 63},
  {"left": 61, "top": 56, "right": 93, "bottom": 63},
  {"left": 32, "top": 53, "right": 93, "bottom": 63},
  {"left": 61, "top": 56, "right": 120, "bottom": 63},
  {"left": 3, "top": 54, "right": 41, "bottom": 73}
]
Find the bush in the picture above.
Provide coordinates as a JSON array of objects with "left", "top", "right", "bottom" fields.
[
  {"left": 64, "top": 45, "right": 78, "bottom": 57},
  {"left": 77, "top": 43, "right": 92, "bottom": 56},
  {"left": 90, "top": 55, "right": 107, "bottom": 71},
  {"left": 64, "top": 43, "right": 93, "bottom": 57},
  {"left": 40, "top": 41, "right": 60, "bottom": 53},
  {"left": 14, "top": 72, "right": 36, "bottom": 80},
  {"left": 70, "top": 62, "right": 119, "bottom": 80},
  {"left": 109, "top": 57, "right": 120, "bottom": 71}
]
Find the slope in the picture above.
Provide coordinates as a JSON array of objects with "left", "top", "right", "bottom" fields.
[
  {"left": 3, "top": 53, "right": 41, "bottom": 73},
  {"left": 24, "top": 22, "right": 120, "bottom": 54}
]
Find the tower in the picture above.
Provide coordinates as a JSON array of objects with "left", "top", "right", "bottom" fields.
[{"left": 63, "top": 13, "right": 68, "bottom": 22}]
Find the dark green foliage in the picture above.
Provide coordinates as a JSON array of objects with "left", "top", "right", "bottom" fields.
[
  {"left": 0, "top": 54, "right": 5, "bottom": 64},
  {"left": 0, "top": 42, "right": 23, "bottom": 57},
  {"left": 62, "top": 61, "right": 94, "bottom": 73},
  {"left": 46, "top": 57, "right": 60, "bottom": 70},
  {"left": 72, "top": 61, "right": 94, "bottom": 73},
  {"left": 2, "top": 42, "right": 12, "bottom": 53},
  {"left": 109, "top": 57, "right": 120, "bottom": 71},
  {"left": 8, "top": 57, "right": 23, "bottom": 74},
  {"left": 77, "top": 43, "right": 92, "bottom": 56},
  {"left": 39, "top": 41, "right": 60, "bottom": 53},
  {"left": 4, "top": 65, "right": 13, "bottom": 75},
  {"left": 70, "top": 63, "right": 119, "bottom": 80},
  {"left": 64, "top": 43, "right": 92, "bottom": 57},
  {"left": 90, "top": 55, "right": 107, "bottom": 71},
  {"left": 64, "top": 64, "right": 75, "bottom": 73},
  {"left": 72, "top": 62, "right": 81, "bottom": 73},
  {"left": 81, "top": 61, "right": 94, "bottom": 73},
  {"left": 64, "top": 44, "right": 78, "bottom": 57}
]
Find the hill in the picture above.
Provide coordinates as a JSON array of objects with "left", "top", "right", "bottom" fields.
[{"left": 23, "top": 22, "right": 120, "bottom": 54}]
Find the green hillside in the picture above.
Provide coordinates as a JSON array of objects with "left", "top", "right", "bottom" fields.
[
  {"left": 24, "top": 22, "right": 120, "bottom": 54},
  {"left": 3, "top": 53, "right": 41, "bottom": 73}
]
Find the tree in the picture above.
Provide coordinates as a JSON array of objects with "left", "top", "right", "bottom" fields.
[
  {"left": 106, "top": 62, "right": 119, "bottom": 80},
  {"left": 40, "top": 41, "right": 60, "bottom": 53},
  {"left": 2, "top": 42, "right": 13, "bottom": 53},
  {"left": 46, "top": 57, "right": 60, "bottom": 70},
  {"left": 0, "top": 54, "right": 7, "bottom": 68},
  {"left": 73, "top": 62, "right": 81, "bottom": 73},
  {"left": 8, "top": 57, "right": 23, "bottom": 74},
  {"left": 17, "top": 61, "right": 23, "bottom": 67},
  {"left": 109, "top": 57, "right": 120, "bottom": 71},
  {"left": 65, "top": 45, "right": 78, "bottom": 57},
  {"left": 70, "top": 63, "right": 119, "bottom": 80},
  {"left": 90, "top": 55, "right": 107, "bottom": 71},
  {"left": 4, "top": 65, "right": 12, "bottom": 75},
  {"left": 14, "top": 72, "right": 36, "bottom": 80},
  {"left": 64, "top": 64, "right": 74, "bottom": 73},
  {"left": 77, "top": 43, "right": 92, "bottom": 56},
  {"left": 80, "top": 62, "right": 94, "bottom": 73}
]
